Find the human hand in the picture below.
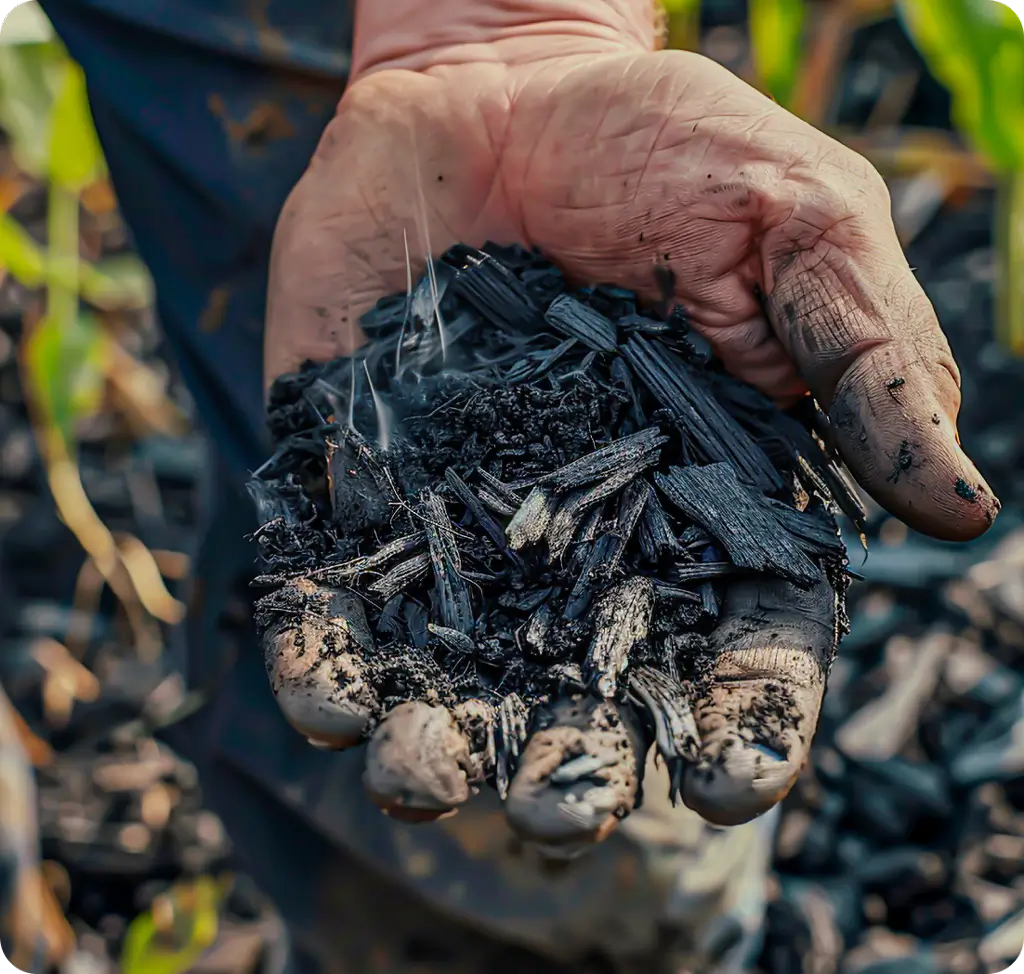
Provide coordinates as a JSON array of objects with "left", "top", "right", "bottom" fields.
[{"left": 261, "top": 0, "right": 998, "bottom": 839}]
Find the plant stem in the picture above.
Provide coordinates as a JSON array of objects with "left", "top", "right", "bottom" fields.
[
  {"left": 996, "top": 169, "right": 1024, "bottom": 356},
  {"left": 45, "top": 179, "right": 78, "bottom": 335}
]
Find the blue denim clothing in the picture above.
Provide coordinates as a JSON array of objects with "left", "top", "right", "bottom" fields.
[
  {"left": 40, "top": 0, "right": 352, "bottom": 478},
  {"left": 35, "top": 4, "right": 776, "bottom": 970}
]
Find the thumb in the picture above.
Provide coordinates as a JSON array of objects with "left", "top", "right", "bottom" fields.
[{"left": 762, "top": 170, "right": 999, "bottom": 542}]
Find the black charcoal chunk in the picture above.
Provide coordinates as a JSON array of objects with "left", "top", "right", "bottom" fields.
[
  {"left": 607, "top": 479, "right": 649, "bottom": 570},
  {"left": 422, "top": 491, "right": 475, "bottom": 635},
  {"left": 428, "top": 624, "right": 477, "bottom": 655},
  {"left": 522, "top": 336, "right": 578, "bottom": 383},
  {"left": 322, "top": 533, "right": 426, "bottom": 583},
  {"left": 475, "top": 467, "right": 523, "bottom": 513},
  {"left": 367, "top": 552, "right": 431, "bottom": 601},
  {"left": 325, "top": 435, "right": 396, "bottom": 528},
  {"left": 524, "top": 603, "right": 560, "bottom": 658},
  {"left": 545, "top": 468, "right": 638, "bottom": 562},
  {"left": 544, "top": 294, "right": 618, "bottom": 352},
  {"left": 540, "top": 427, "right": 668, "bottom": 492},
  {"left": 628, "top": 666, "right": 700, "bottom": 803},
  {"left": 655, "top": 465, "right": 822, "bottom": 585},
  {"left": 652, "top": 583, "right": 703, "bottom": 604},
  {"left": 451, "top": 250, "right": 539, "bottom": 331},
  {"left": 766, "top": 498, "right": 845, "bottom": 556},
  {"left": 565, "top": 535, "right": 620, "bottom": 620},
  {"left": 666, "top": 561, "right": 741, "bottom": 584},
  {"left": 638, "top": 484, "right": 683, "bottom": 561},
  {"left": 444, "top": 468, "right": 524, "bottom": 568},
  {"left": 623, "top": 336, "right": 782, "bottom": 492},
  {"left": 584, "top": 577, "right": 654, "bottom": 698}
]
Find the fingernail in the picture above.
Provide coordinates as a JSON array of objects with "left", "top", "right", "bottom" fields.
[
  {"left": 276, "top": 685, "right": 376, "bottom": 750},
  {"left": 749, "top": 743, "right": 787, "bottom": 762},
  {"left": 683, "top": 737, "right": 800, "bottom": 827},
  {"left": 262, "top": 580, "right": 380, "bottom": 749},
  {"left": 363, "top": 703, "right": 472, "bottom": 818},
  {"left": 504, "top": 697, "right": 640, "bottom": 853}
]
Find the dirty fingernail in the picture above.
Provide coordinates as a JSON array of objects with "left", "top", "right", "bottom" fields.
[
  {"left": 504, "top": 696, "right": 642, "bottom": 859},
  {"left": 363, "top": 702, "right": 473, "bottom": 821},
  {"left": 259, "top": 578, "right": 380, "bottom": 749},
  {"left": 683, "top": 734, "right": 800, "bottom": 827}
]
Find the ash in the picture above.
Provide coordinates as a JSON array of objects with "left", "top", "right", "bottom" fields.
[{"left": 249, "top": 243, "right": 856, "bottom": 796}]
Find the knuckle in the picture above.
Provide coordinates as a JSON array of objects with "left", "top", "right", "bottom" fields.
[{"left": 839, "top": 144, "right": 891, "bottom": 208}]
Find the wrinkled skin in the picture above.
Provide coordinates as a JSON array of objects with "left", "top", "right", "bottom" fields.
[{"left": 263, "top": 3, "right": 998, "bottom": 843}]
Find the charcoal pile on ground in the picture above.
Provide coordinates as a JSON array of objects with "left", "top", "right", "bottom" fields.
[
  {"left": 249, "top": 242, "right": 858, "bottom": 808},
  {"left": 756, "top": 529, "right": 1024, "bottom": 974}
]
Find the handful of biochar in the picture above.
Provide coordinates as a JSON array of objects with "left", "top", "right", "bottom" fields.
[{"left": 249, "top": 243, "right": 859, "bottom": 836}]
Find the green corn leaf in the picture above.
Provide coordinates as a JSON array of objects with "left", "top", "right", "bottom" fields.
[
  {"left": 48, "top": 57, "right": 105, "bottom": 192},
  {"left": 0, "top": 2, "right": 54, "bottom": 46},
  {"left": 0, "top": 211, "right": 45, "bottom": 287},
  {"left": 661, "top": 0, "right": 702, "bottom": 50},
  {"left": 749, "top": 0, "right": 806, "bottom": 109},
  {"left": 82, "top": 254, "right": 155, "bottom": 311},
  {"left": 120, "top": 877, "right": 224, "bottom": 974},
  {"left": 0, "top": 210, "right": 153, "bottom": 309},
  {"left": 898, "top": 0, "right": 1024, "bottom": 172},
  {"left": 23, "top": 309, "right": 108, "bottom": 447},
  {"left": 0, "top": 39, "right": 64, "bottom": 178},
  {"left": 996, "top": 171, "right": 1024, "bottom": 356}
]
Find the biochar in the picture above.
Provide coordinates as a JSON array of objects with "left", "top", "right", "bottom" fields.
[{"left": 248, "top": 242, "right": 857, "bottom": 801}]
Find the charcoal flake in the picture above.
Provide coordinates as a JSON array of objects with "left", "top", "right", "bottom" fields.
[
  {"left": 565, "top": 535, "right": 620, "bottom": 620},
  {"left": 475, "top": 467, "right": 523, "bottom": 509},
  {"left": 628, "top": 666, "right": 700, "bottom": 802},
  {"left": 608, "top": 479, "right": 649, "bottom": 570},
  {"left": 507, "top": 486, "right": 558, "bottom": 551},
  {"left": 655, "top": 465, "right": 822, "bottom": 585},
  {"left": 546, "top": 467, "right": 637, "bottom": 561},
  {"left": 451, "top": 250, "right": 539, "bottom": 331},
  {"left": 422, "top": 491, "right": 475, "bottom": 634},
  {"left": 585, "top": 578, "right": 654, "bottom": 698},
  {"left": 638, "top": 485, "right": 683, "bottom": 561},
  {"left": 623, "top": 337, "right": 782, "bottom": 492},
  {"left": 367, "top": 552, "right": 431, "bottom": 601},
  {"left": 544, "top": 294, "right": 618, "bottom": 352},
  {"left": 524, "top": 603, "right": 559, "bottom": 658},
  {"left": 444, "top": 467, "right": 524, "bottom": 568},
  {"left": 321, "top": 533, "right": 425, "bottom": 583},
  {"left": 428, "top": 624, "right": 477, "bottom": 655},
  {"left": 540, "top": 427, "right": 668, "bottom": 492},
  {"left": 666, "top": 561, "right": 740, "bottom": 585}
]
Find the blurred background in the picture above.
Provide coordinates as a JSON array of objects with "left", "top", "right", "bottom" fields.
[{"left": 0, "top": 0, "right": 1020, "bottom": 972}]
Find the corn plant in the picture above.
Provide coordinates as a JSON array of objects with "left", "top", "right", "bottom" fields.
[
  {"left": 897, "top": 0, "right": 1024, "bottom": 354},
  {"left": 0, "top": 7, "right": 206, "bottom": 969},
  {"left": 0, "top": 6, "right": 187, "bottom": 653},
  {"left": 748, "top": 0, "right": 807, "bottom": 109}
]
